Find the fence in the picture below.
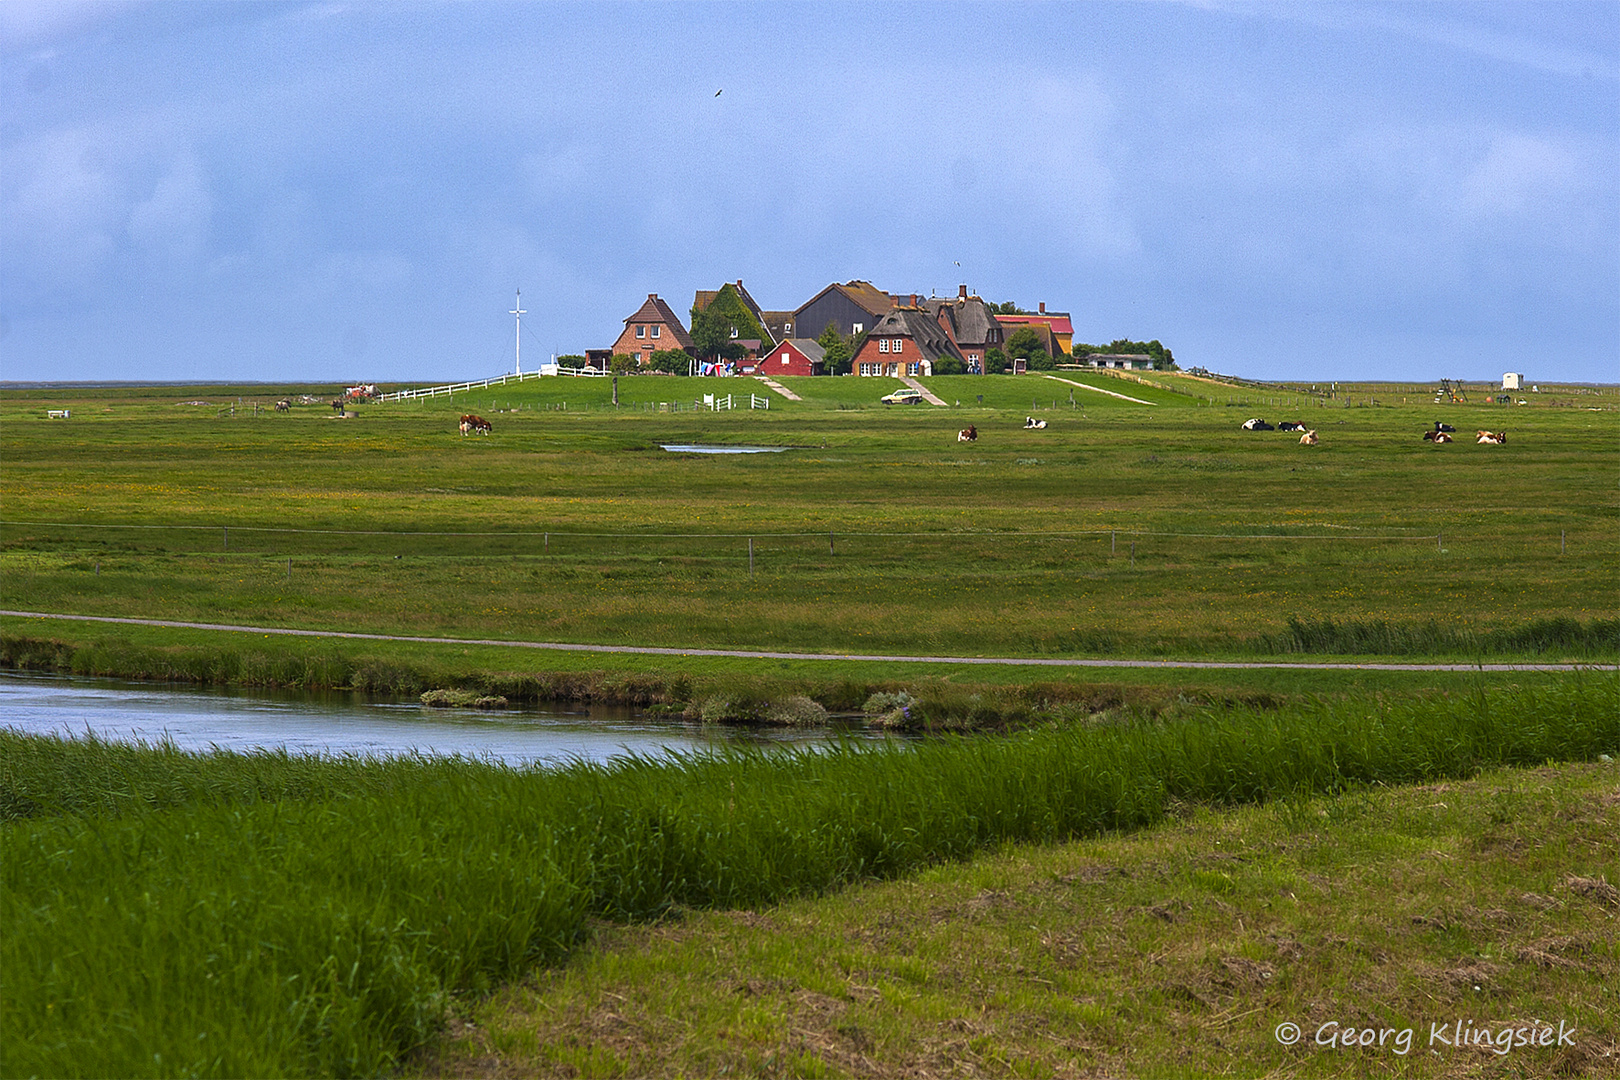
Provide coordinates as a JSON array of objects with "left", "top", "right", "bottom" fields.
[{"left": 375, "top": 371, "right": 549, "bottom": 402}]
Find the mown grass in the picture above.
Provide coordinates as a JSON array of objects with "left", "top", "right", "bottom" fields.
[
  {"left": 425, "top": 760, "right": 1619, "bottom": 1078},
  {"left": 3, "top": 673, "right": 1616, "bottom": 1078}
]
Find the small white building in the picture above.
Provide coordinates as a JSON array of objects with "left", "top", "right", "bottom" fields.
[{"left": 1503, "top": 372, "right": 1524, "bottom": 390}]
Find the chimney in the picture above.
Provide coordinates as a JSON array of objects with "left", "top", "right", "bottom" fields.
[
  {"left": 648, "top": 293, "right": 657, "bottom": 300},
  {"left": 959, "top": 284, "right": 968, "bottom": 300},
  {"left": 911, "top": 293, "right": 920, "bottom": 307},
  {"left": 1039, "top": 302, "right": 1046, "bottom": 314}
]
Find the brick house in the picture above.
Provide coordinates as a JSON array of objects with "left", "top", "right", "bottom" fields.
[
  {"left": 611, "top": 294, "right": 694, "bottom": 366},
  {"left": 849, "top": 304, "right": 965, "bottom": 377},
  {"left": 761, "top": 338, "right": 826, "bottom": 377},
  {"left": 925, "top": 286, "right": 1004, "bottom": 374}
]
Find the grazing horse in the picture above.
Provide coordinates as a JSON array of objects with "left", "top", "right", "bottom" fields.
[
  {"left": 275, "top": 399, "right": 291, "bottom": 412},
  {"left": 957, "top": 425, "right": 977, "bottom": 442},
  {"left": 1477, "top": 430, "right": 1506, "bottom": 444},
  {"left": 1023, "top": 416, "right": 1047, "bottom": 429},
  {"left": 1299, "top": 429, "right": 1318, "bottom": 445}
]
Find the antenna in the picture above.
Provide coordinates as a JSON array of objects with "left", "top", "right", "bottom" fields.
[{"left": 510, "top": 290, "right": 527, "bottom": 375}]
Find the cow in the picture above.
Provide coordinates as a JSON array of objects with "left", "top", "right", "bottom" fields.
[
  {"left": 1023, "top": 417, "right": 1047, "bottom": 429},
  {"left": 1277, "top": 421, "right": 1306, "bottom": 431},
  {"left": 1241, "top": 418, "right": 1273, "bottom": 431},
  {"left": 1423, "top": 430, "right": 1453, "bottom": 444},
  {"left": 1433, "top": 421, "right": 1456, "bottom": 433},
  {"left": 331, "top": 399, "right": 345, "bottom": 413},
  {"left": 1477, "top": 430, "right": 1506, "bottom": 444},
  {"left": 275, "top": 400, "right": 291, "bottom": 412},
  {"left": 460, "top": 414, "right": 491, "bottom": 436},
  {"left": 1298, "top": 429, "right": 1318, "bottom": 445},
  {"left": 957, "top": 425, "right": 977, "bottom": 442}
]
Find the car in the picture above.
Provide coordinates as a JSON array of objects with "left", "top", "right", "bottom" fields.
[{"left": 880, "top": 388, "right": 924, "bottom": 405}]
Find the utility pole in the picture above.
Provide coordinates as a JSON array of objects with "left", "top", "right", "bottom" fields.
[{"left": 510, "top": 290, "right": 526, "bottom": 375}]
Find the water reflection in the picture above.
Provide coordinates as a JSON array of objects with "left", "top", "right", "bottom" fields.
[{"left": 0, "top": 672, "right": 880, "bottom": 767}]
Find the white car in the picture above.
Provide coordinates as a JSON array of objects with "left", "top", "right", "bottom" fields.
[{"left": 881, "top": 388, "right": 924, "bottom": 405}]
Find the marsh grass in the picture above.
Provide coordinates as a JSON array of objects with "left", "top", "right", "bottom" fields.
[
  {"left": 3, "top": 674, "right": 1615, "bottom": 1077},
  {"left": 430, "top": 760, "right": 1620, "bottom": 1078}
]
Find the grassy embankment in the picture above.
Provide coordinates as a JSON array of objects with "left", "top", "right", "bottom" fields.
[
  {"left": 2, "top": 375, "right": 1615, "bottom": 716},
  {"left": 4, "top": 674, "right": 1616, "bottom": 1078}
]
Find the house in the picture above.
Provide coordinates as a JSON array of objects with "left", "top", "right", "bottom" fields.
[
  {"left": 1503, "top": 373, "right": 1524, "bottom": 391},
  {"left": 692, "top": 280, "right": 775, "bottom": 361},
  {"left": 993, "top": 303, "right": 1074, "bottom": 355},
  {"left": 793, "top": 280, "right": 893, "bottom": 341},
  {"left": 762, "top": 338, "right": 826, "bottom": 377},
  {"left": 848, "top": 303, "right": 965, "bottom": 377},
  {"left": 760, "top": 310, "right": 796, "bottom": 343},
  {"left": 925, "top": 286, "right": 1004, "bottom": 374},
  {"left": 610, "top": 294, "right": 694, "bottom": 366},
  {"left": 1085, "top": 353, "right": 1156, "bottom": 370}
]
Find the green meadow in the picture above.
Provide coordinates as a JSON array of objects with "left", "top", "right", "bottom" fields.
[
  {"left": 2, "top": 373, "right": 1615, "bottom": 690},
  {"left": 2, "top": 373, "right": 1618, "bottom": 1078}
]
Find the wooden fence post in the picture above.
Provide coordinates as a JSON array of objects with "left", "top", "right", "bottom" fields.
[
  {"left": 223, "top": 527, "right": 228, "bottom": 552},
  {"left": 749, "top": 538, "right": 754, "bottom": 577},
  {"left": 829, "top": 531, "right": 835, "bottom": 556}
]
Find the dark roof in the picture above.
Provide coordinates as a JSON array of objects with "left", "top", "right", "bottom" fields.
[
  {"left": 622, "top": 294, "right": 695, "bottom": 349},
  {"left": 760, "top": 310, "right": 795, "bottom": 341},
  {"left": 794, "top": 279, "right": 893, "bottom": 320},
  {"left": 925, "top": 295, "right": 1003, "bottom": 350},
  {"left": 868, "top": 307, "right": 964, "bottom": 364},
  {"left": 779, "top": 338, "right": 827, "bottom": 363}
]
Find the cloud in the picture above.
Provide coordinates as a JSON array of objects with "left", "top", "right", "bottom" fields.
[{"left": 127, "top": 150, "right": 213, "bottom": 261}]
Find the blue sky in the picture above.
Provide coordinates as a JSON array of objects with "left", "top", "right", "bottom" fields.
[{"left": 2, "top": 1, "right": 1616, "bottom": 384}]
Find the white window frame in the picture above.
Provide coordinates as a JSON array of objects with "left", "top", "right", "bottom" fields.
[
  {"left": 635, "top": 325, "right": 646, "bottom": 339},
  {"left": 652, "top": 325, "right": 661, "bottom": 339}
]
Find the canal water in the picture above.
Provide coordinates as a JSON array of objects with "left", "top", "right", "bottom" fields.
[{"left": 0, "top": 672, "right": 878, "bottom": 767}]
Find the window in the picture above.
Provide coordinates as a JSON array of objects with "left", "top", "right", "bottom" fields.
[
  {"left": 878, "top": 338, "right": 889, "bottom": 353},
  {"left": 908, "top": 362, "right": 919, "bottom": 376},
  {"left": 652, "top": 325, "right": 661, "bottom": 339},
  {"left": 887, "top": 363, "right": 898, "bottom": 376},
  {"left": 783, "top": 322, "right": 792, "bottom": 335},
  {"left": 729, "top": 326, "right": 738, "bottom": 338},
  {"left": 781, "top": 351, "right": 791, "bottom": 365},
  {"left": 635, "top": 325, "right": 646, "bottom": 339},
  {"left": 859, "top": 362, "right": 873, "bottom": 376},
  {"left": 852, "top": 322, "right": 863, "bottom": 334}
]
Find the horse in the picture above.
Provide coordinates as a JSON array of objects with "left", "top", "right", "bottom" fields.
[
  {"left": 275, "top": 400, "right": 291, "bottom": 412},
  {"left": 957, "top": 425, "right": 977, "bottom": 442}
]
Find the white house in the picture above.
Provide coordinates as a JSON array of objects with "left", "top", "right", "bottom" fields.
[{"left": 1503, "top": 372, "right": 1524, "bottom": 390}]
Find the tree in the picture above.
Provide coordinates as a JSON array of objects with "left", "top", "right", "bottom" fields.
[
  {"left": 817, "top": 323, "right": 853, "bottom": 376},
  {"left": 993, "top": 300, "right": 1029, "bottom": 315},
  {"left": 646, "top": 349, "right": 691, "bottom": 375},
  {"left": 690, "top": 285, "right": 768, "bottom": 363},
  {"left": 609, "top": 354, "right": 637, "bottom": 375},
  {"left": 1006, "top": 327, "right": 1044, "bottom": 361},
  {"left": 984, "top": 347, "right": 1008, "bottom": 375},
  {"left": 932, "top": 354, "right": 966, "bottom": 375},
  {"left": 1027, "top": 349, "right": 1055, "bottom": 371}
]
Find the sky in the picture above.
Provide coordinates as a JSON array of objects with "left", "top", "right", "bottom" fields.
[{"left": 2, "top": 1, "right": 1616, "bottom": 385}]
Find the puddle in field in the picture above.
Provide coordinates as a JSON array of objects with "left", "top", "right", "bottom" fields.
[{"left": 660, "top": 444, "right": 788, "bottom": 454}]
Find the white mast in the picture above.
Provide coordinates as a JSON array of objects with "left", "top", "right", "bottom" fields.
[{"left": 510, "top": 290, "right": 527, "bottom": 375}]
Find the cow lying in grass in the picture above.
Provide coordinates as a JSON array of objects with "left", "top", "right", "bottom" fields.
[
  {"left": 1241, "top": 418, "right": 1273, "bottom": 431},
  {"left": 1299, "top": 429, "right": 1318, "bottom": 445},
  {"left": 459, "top": 414, "right": 492, "bottom": 436},
  {"left": 1477, "top": 430, "right": 1507, "bottom": 444},
  {"left": 1023, "top": 417, "right": 1047, "bottom": 429},
  {"left": 1423, "top": 430, "right": 1453, "bottom": 443},
  {"left": 1278, "top": 421, "right": 1306, "bottom": 431},
  {"left": 957, "top": 425, "right": 977, "bottom": 442}
]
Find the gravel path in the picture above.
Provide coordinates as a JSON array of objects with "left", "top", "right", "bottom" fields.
[{"left": 3, "top": 611, "right": 1611, "bottom": 672}]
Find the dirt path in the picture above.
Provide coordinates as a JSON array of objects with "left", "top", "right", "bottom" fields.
[
  {"left": 899, "top": 376, "right": 949, "bottom": 406},
  {"left": 1042, "top": 374, "right": 1156, "bottom": 405},
  {"left": 3, "top": 611, "right": 1610, "bottom": 672},
  {"left": 752, "top": 376, "right": 802, "bottom": 401}
]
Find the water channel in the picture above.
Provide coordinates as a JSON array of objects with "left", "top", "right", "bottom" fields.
[{"left": 0, "top": 672, "right": 882, "bottom": 767}]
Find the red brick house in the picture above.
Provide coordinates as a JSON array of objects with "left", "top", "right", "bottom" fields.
[
  {"left": 993, "top": 303, "right": 1074, "bottom": 355},
  {"left": 925, "top": 286, "right": 1005, "bottom": 374},
  {"left": 611, "top": 294, "right": 694, "bottom": 366},
  {"left": 761, "top": 338, "right": 826, "bottom": 377},
  {"left": 849, "top": 304, "right": 965, "bottom": 377}
]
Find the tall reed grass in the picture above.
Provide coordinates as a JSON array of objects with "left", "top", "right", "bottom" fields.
[{"left": 3, "top": 674, "right": 1616, "bottom": 1078}]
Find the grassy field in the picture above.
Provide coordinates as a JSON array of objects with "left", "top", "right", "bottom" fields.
[
  {"left": 2, "top": 373, "right": 1615, "bottom": 687},
  {"left": 418, "top": 760, "right": 1619, "bottom": 1079},
  {"left": 4, "top": 675, "right": 1615, "bottom": 1078}
]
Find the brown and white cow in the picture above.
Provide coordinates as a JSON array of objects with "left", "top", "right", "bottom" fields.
[
  {"left": 1423, "top": 430, "right": 1452, "bottom": 443},
  {"left": 1476, "top": 430, "right": 1507, "bottom": 444},
  {"left": 459, "top": 414, "right": 491, "bottom": 436},
  {"left": 1299, "top": 429, "right": 1318, "bottom": 445},
  {"left": 957, "top": 425, "right": 978, "bottom": 442}
]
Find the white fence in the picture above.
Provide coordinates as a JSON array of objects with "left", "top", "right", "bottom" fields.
[{"left": 376, "top": 373, "right": 769, "bottom": 406}]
